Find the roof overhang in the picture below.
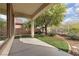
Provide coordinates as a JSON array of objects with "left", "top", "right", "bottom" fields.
[{"left": 0, "top": 3, "right": 53, "bottom": 20}]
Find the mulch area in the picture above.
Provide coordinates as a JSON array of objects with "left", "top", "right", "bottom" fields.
[
  {"left": 57, "top": 35, "right": 79, "bottom": 56},
  {"left": 66, "top": 39, "right": 79, "bottom": 56}
]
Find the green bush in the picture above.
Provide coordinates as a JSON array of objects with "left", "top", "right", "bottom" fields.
[
  {"left": 70, "top": 35, "right": 79, "bottom": 40},
  {"left": 35, "top": 34, "right": 44, "bottom": 38},
  {"left": 15, "top": 34, "right": 31, "bottom": 39},
  {"left": 48, "top": 31, "right": 56, "bottom": 36},
  {"left": 67, "top": 33, "right": 79, "bottom": 40},
  {"left": 15, "top": 36, "right": 20, "bottom": 39}
]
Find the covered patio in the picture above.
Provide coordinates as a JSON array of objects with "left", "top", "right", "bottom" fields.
[
  {"left": 0, "top": 3, "right": 71, "bottom": 56},
  {"left": 9, "top": 38, "right": 71, "bottom": 56}
]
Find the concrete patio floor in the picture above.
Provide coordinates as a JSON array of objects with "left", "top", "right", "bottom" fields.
[{"left": 9, "top": 38, "right": 72, "bottom": 56}]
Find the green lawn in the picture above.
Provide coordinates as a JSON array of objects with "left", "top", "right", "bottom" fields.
[{"left": 35, "top": 35, "right": 69, "bottom": 52}]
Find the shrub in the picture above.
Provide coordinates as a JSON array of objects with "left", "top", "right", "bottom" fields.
[
  {"left": 67, "top": 33, "right": 79, "bottom": 40},
  {"left": 15, "top": 36, "right": 20, "bottom": 39},
  {"left": 70, "top": 35, "right": 79, "bottom": 40},
  {"left": 48, "top": 31, "right": 56, "bottom": 36}
]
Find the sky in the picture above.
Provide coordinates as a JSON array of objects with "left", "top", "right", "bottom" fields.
[
  {"left": 62, "top": 3, "right": 79, "bottom": 25},
  {"left": 0, "top": 14, "right": 28, "bottom": 23},
  {"left": 0, "top": 3, "right": 79, "bottom": 24}
]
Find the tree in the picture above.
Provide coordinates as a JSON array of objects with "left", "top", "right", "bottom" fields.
[
  {"left": 23, "top": 21, "right": 31, "bottom": 29},
  {"left": 35, "top": 4, "right": 66, "bottom": 35}
]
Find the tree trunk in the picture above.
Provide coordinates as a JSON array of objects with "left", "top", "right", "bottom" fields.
[{"left": 45, "top": 24, "right": 47, "bottom": 35}]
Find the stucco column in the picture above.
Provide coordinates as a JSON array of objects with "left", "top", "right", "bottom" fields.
[
  {"left": 31, "top": 20, "right": 34, "bottom": 38},
  {"left": 7, "top": 3, "right": 14, "bottom": 38}
]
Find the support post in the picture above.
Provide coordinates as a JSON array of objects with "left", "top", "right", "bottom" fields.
[
  {"left": 7, "top": 3, "right": 14, "bottom": 38},
  {"left": 31, "top": 20, "right": 34, "bottom": 38}
]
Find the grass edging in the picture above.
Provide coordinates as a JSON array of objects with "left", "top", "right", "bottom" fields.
[
  {"left": 36, "top": 34, "right": 69, "bottom": 52},
  {"left": 56, "top": 35, "right": 71, "bottom": 53},
  {"left": 65, "top": 39, "right": 71, "bottom": 53}
]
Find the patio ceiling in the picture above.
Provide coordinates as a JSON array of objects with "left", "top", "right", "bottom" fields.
[{"left": 0, "top": 3, "right": 53, "bottom": 20}]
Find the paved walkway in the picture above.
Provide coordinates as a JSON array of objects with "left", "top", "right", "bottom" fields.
[{"left": 9, "top": 38, "right": 71, "bottom": 56}]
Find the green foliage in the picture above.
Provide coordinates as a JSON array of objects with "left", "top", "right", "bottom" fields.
[
  {"left": 64, "top": 23, "right": 79, "bottom": 33},
  {"left": 0, "top": 19, "right": 6, "bottom": 40},
  {"left": 70, "top": 28, "right": 79, "bottom": 33},
  {"left": 23, "top": 21, "right": 31, "bottom": 28},
  {"left": 35, "top": 4, "right": 66, "bottom": 27},
  {"left": 67, "top": 32, "right": 79, "bottom": 40},
  {"left": 0, "top": 20, "right": 4, "bottom": 28},
  {"left": 0, "top": 19, "right": 5, "bottom": 35}
]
